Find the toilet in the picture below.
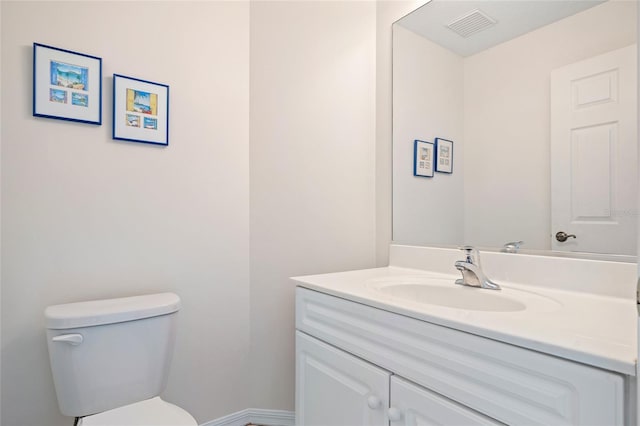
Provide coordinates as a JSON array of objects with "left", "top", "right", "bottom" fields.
[{"left": 45, "top": 292, "right": 197, "bottom": 426}]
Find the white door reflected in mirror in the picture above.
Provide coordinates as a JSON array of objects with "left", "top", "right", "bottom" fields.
[{"left": 551, "top": 45, "right": 637, "bottom": 256}]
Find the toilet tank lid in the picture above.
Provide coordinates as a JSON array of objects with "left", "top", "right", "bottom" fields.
[{"left": 45, "top": 293, "right": 181, "bottom": 329}]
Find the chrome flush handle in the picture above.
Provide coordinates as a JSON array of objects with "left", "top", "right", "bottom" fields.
[{"left": 51, "top": 334, "right": 84, "bottom": 346}]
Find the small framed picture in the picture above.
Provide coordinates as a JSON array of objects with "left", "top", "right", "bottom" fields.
[
  {"left": 435, "top": 138, "right": 454, "bottom": 174},
  {"left": 33, "top": 43, "right": 102, "bottom": 125},
  {"left": 113, "top": 74, "right": 169, "bottom": 146},
  {"left": 414, "top": 139, "right": 434, "bottom": 178}
]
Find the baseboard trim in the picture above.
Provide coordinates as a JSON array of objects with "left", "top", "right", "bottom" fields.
[
  {"left": 201, "top": 408, "right": 295, "bottom": 426},
  {"left": 247, "top": 408, "right": 295, "bottom": 426},
  {"left": 201, "top": 408, "right": 250, "bottom": 426}
]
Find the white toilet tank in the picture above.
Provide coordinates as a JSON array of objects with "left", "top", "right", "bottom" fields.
[{"left": 45, "top": 293, "right": 181, "bottom": 417}]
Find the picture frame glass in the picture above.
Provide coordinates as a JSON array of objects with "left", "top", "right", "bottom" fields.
[
  {"left": 33, "top": 43, "right": 102, "bottom": 124},
  {"left": 435, "top": 138, "right": 453, "bottom": 173},
  {"left": 113, "top": 74, "right": 169, "bottom": 146},
  {"left": 414, "top": 140, "right": 434, "bottom": 177}
]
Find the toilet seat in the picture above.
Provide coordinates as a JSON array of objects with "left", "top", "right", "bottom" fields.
[{"left": 79, "top": 397, "right": 197, "bottom": 426}]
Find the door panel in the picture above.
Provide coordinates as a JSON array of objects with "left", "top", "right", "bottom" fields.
[{"left": 551, "top": 44, "right": 637, "bottom": 255}]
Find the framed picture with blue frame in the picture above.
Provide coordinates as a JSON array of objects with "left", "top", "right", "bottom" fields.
[
  {"left": 33, "top": 43, "right": 102, "bottom": 125},
  {"left": 435, "top": 138, "right": 453, "bottom": 173},
  {"left": 413, "top": 139, "right": 434, "bottom": 178},
  {"left": 113, "top": 74, "right": 169, "bottom": 146}
]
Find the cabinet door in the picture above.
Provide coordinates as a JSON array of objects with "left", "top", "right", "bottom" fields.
[
  {"left": 296, "top": 331, "right": 390, "bottom": 426},
  {"left": 389, "top": 376, "right": 503, "bottom": 426}
]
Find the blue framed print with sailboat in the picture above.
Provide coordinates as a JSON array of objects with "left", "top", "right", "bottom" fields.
[{"left": 33, "top": 43, "right": 102, "bottom": 125}]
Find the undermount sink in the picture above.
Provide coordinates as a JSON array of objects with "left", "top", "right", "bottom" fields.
[{"left": 367, "top": 276, "right": 561, "bottom": 313}]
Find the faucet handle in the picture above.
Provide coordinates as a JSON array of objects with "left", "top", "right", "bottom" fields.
[
  {"left": 457, "top": 246, "right": 480, "bottom": 265},
  {"left": 502, "top": 241, "right": 524, "bottom": 253}
]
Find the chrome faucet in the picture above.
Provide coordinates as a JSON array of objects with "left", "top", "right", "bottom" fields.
[
  {"left": 454, "top": 246, "right": 501, "bottom": 290},
  {"left": 502, "top": 240, "right": 524, "bottom": 253}
]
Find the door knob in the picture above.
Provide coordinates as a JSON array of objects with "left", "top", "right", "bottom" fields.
[
  {"left": 388, "top": 407, "right": 403, "bottom": 422},
  {"left": 555, "top": 231, "right": 577, "bottom": 242},
  {"left": 366, "top": 395, "right": 381, "bottom": 409}
]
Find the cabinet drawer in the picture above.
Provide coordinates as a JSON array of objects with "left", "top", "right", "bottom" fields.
[{"left": 296, "top": 287, "right": 625, "bottom": 425}]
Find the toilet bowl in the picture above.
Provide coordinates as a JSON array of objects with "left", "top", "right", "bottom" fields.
[{"left": 79, "top": 397, "right": 197, "bottom": 426}]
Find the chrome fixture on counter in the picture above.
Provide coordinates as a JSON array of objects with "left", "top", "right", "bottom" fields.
[
  {"left": 455, "top": 246, "right": 501, "bottom": 290},
  {"left": 502, "top": 241, "right": 524, "bottom": 253}
]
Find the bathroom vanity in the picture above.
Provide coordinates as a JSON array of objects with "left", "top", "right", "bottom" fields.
[
  {"left": 332, "top": 1, "right": 640, "bottom": 424},
  {"left": 293, "top": 245, "right": 637, "bottom": 425}
]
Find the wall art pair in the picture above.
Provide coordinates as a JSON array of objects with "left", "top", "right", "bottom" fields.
[
  {"left": 413, "top": 138, "right": 453, "bottom": 178},
  {"left": 33, "top": 43, "right": 169, "bottom": 146}
]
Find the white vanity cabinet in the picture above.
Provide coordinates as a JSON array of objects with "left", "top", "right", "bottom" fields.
[
  {"left": 297, "top": 331, "right": 501, "bottom": 426},
  {"left": 295, "top": 287, "right": 628, "bottom": 426}
]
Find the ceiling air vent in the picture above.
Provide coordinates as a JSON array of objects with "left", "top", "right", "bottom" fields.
[{"left": 446, "top": 9, "right": 497, "bottom": 38}]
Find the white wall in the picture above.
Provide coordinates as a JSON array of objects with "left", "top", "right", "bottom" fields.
[
  {"left": 1, "top": 2, "right": 250, "bottom": 425},
  {"left": 0, "top": 0, "right": 421, "bottom": 422},
  {"left": 392, "top": 25, "right": 464, "bottom": 247},
  {"left": 249, "top": 1, "right": 378, "bottom": 410},
  {"left": 464, "top": 0, "right": 637, "bottom": 249}
]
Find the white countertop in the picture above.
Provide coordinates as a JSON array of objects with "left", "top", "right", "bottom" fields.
[{"left": 293, "top": 265, "right": 638, "bottom": 376}]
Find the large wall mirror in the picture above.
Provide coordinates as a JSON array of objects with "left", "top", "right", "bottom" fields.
[{"left": 393, "top": 0, "right": 638, "bottom": 260}]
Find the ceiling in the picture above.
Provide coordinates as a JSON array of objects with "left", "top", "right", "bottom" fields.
[{"left": 397, "top": 0, "right": 606, "bottom": 57}]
